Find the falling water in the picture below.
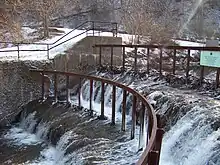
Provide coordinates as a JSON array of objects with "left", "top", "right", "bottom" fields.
[
  {"left": 3, "top": 71, "right": 220, "bottom": 165},
  {"left": 1, "top": 74, "right": 144, "bottom": 165},
  {"left": 160, "top": 105, "right": 220, "bottom": 165}
]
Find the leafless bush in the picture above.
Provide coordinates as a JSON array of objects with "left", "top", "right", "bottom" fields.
[
  {"left": 0, "top": 1, "right": 23, "bottom": 44},
  {"left": 120, "top": 0, "right": 179, "bottom": 44}
]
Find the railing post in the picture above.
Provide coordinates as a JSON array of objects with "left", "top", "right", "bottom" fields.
[
  {"left": 155, "top": 114, "right": 165, "bottom": 165},
  {"left": 66, "top": 75, "right": 70, "bottom": 103},
  {"left": 92, "top": 21, "right": 95, "bottom": 36},
  {"left": 122, "top": 90, "right": 127, "bottom": 131},
  {"left": 111, "top": 46, "right": 113, "bottom": 70},
  {"left": 112, "top": 23, "right": 118, "bottom": 37},
  {"left": 100, "top": 82, "right": 105, "bottom": 119},
  {"left": 112, "top": 85, "right": 116, "bottom": 125},
  {"left": 139, "top": 102, "right": 145, "bottom": 150},
  {"left": 186, "top": 49, "right": 190, "bottom": 83},
  {"left": 216, "top": 68, "right": 220, "bottom": 88},
  {"left": 78, "top": 78, "right": 81, "bottom": 107},
  {"left": 122, "top": 46, "right": 125, "bottom": 71},
  {"left": 148, "top": 151, "right": 159, "bottom": 165},
  {"left": 148, "top": 115, "right": 153, "bottom": 139},
  {"left": 47, "top": 44, "right": 50, "bottom": 60},
  {"left": 90, "top": 79, "right": 93, "bottom": 116},
  {"left": 159, "top": 48, "right": 162, "bottom": 76},
  {"left": 134, "top": 47, "right": 137, "bottom": 72},
  {"left": 115, "top": 23, "right": 118, "bottom": 37},
  {"left": 200, "top": 66, "right": 204, "bottom": 86},
  {"left": 131, "top": 95, "right": 136, "bottom": 140},
  {"left": 99, "top": 46, "right": 102, "bottom": 67},
  {"left": 147, "top": 48, "right": 150, "bottom": 74},
  {"left": 41, "top": 71, "right": 45, "bottom": 100},
  {"left": 54, "top": 73, "right": 58, "bottom": 102},
  {"left": 17, "top": 44, "right": 20, "bottom": 60},
  {"left": 173, "top": 49, "right": 176, "bottom": 75}
]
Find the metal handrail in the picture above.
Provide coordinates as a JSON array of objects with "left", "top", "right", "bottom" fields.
[
  {"left": 0, "top": 21, "right": 117, "bottom": 45},
  {"left": 48, "top": 30, "right": 88, "bottom": 50},
  {"left": 30, "top": 69, "right": 163, "bottom": 165},
  {"left": 0, "top": 21, "right": 118, "bottom": 60},
  {"left": 94, "top": 44, "right": 220, "bottom": 88}
]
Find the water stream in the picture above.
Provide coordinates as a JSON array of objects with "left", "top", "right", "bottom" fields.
[{"left": 1, "top": 71, "right": 220, "bottom": 164}]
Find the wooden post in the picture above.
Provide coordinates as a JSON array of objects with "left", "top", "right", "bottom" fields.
[
  {"left": 122, "top": 90, "right": 127, "bottom": 131},
  {"left": 147, "top": 48, "right": 150, "bottom": 74},
  {"left": 186, "top": 49, "right": 190, "bottom": 82},
  {"left": 200, "top": 66, "right": 204, "bottom": 85},
  {"left": 78, "top": 78, "right": 81, "bottom": 107},
  {"left": 92, "top": 21, "right": 95, "bottom": 36},
  {"left": 131, "top": 95, "right": 136, "bottom": 140},
  {"left": 148, "top": 116, "right": 153, "bottom": 139},
  {"left": 216, "top": 68, "right": 220, "bottom": 88},
  {"left": 41, "top": 71, "right": 45, "bottom": 100},
  {"left": 173, "top": 49, "right": 176, "bottom": 75},
  {"left": 111, "top": 46, "right": 114, "bottom": 70},
  {"left": 66, "top": 75, "right": 70, "bottom": 103},
  {"left": 148, "top": 151, "right": 159, "bottom": 165},
  {"left": 100, "top": 82, "right": 105, "bottom": 119},
  {"left": 112, "top": 85, "right": 116, "bottom": 125},
  {"left": 155, "top": 115, "right": 165, "bottom": 165},
  {"left": 134, "top": 47, "right": 137, "bottom": 72},
  {"left": 17, "top": 44, "right": 20, "bottom": 60},
  {"left": 159, "top": 48, "right": 162, "bottom": 76},
  {"left": 54, "top": 73, "right": 58, "bottom": 102},
  {"left": 139, "top": 103, "right": 145, "bottom": 149},
  {"left": 90, "top": 79, "right": 93, "bottom": 116},
  {"left": 99, "top": 47, "right": 102, "bottom": 67},
  {"left": 122, "top": 46, "right": 125, "bottom": 71}
]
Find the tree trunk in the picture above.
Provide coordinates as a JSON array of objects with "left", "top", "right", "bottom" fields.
[{"left": 43, "top": 13, "right": 49, "bottom": 38}]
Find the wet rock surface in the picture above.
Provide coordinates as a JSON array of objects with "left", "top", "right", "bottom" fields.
[
  {"left": 0, "top": 98, "right": 140, "bottom": 165},
  {"left": 1, "top": 63, "right": 220, "bottom": 165},
  {"left": 0, "top": 60, "right": 52, "bottom": 128}
]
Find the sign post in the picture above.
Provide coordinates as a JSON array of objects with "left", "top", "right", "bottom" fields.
[
  {"left": 200, "top": 51, "right": 220, "bottom": 68},
  {"left": 200, "top": 40, "right": 220, "bottom": 68},
  {"left": 200, "top": 39, "right": 220, "bottom": 88}
]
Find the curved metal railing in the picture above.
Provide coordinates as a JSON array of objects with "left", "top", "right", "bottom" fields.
[{"left": 30, "top": 69, "right": 164, "bottom": 165}]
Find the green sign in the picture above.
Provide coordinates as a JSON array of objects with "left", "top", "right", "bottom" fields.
[{"left": 200, "top": 51, "right": 220, "bottom": 68}]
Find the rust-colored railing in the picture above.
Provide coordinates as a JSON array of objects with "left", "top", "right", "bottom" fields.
[
  {"left": 30, "top": 69, "right": 164, "bottom": 165},
  {"left": 0, "top": 21, "right": 118, "bottom": 60},
  {"left": 94, "top": 44, "right": 220, "bottom": 88}
]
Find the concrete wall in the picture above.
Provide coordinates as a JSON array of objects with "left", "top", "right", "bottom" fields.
[
  {"left": 53, "top": 36, "right": 123, "bottom": 74},
  {"left": 0, "top": 61, "right": 52, "bottom": 127}
]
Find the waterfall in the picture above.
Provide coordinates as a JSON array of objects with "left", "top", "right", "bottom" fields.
[
  {"left": 2, "top": 73, "right": 143, "bottom": 165},
  {"left": 79, "top": 79, "right": 133, "bottom": 122},
  {"left": 6, "top": 70, "right": 220, "bottom": 165},
  {"left": 160, "top": 105, "right": 220, "bottom": 165}
]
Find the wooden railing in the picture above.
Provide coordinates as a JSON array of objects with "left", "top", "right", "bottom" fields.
[
  {"left": 94, "top": 44, "right": 220, "bottom": 88},
  {"left": 30, "top": 69, "right": 164, "bottom": 165}
]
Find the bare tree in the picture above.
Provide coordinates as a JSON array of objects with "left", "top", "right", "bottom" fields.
[
  {"left": 120, "top": 0, "right": 179, "bottom": 44},
  {"left": 22, "top": 0, "right": 65, "bottom": 38},
  {"left": 0, "top": 0, "right": 22, "bottom": 44}
]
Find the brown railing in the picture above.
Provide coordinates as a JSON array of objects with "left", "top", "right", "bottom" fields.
[
  {"left": 94, "top": 44, "right": 220, "bottom": 88},
  {"left": 0, "top": 21, "right": 118, "bottom": 60},
  {"left": 30, "top": 69, "right": 164, "bottom": 165}
]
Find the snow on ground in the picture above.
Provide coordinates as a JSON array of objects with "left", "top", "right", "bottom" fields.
[
  {"left": 0, "top": 28, "right": 134, "bottom": 61},
  {"left": 175, "top": 40, "right": 205, "bottom": 57},
  {"left": 175, "top": 40, "right": 205, "bottom": 47},
  {"left": 0, "top": 27, "right": 207, "bottom": 61}
]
